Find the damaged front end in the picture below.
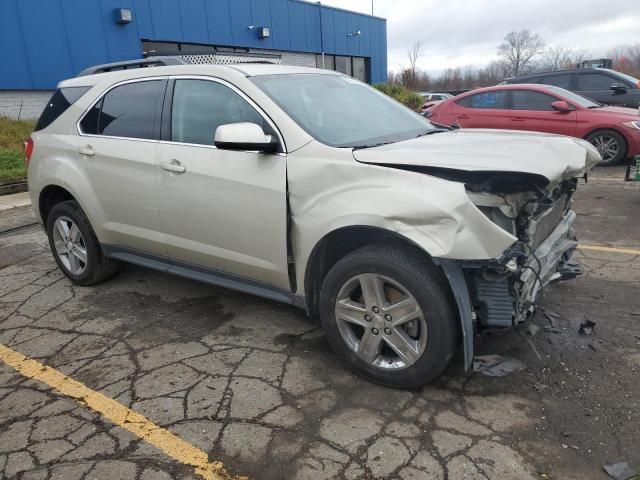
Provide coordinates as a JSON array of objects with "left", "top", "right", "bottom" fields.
[{"left": 436, "top": 172, "right": 583, "bottom": 369}]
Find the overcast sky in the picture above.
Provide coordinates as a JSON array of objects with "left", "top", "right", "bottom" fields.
[{"left": 320, "top": 0, "right": 640, "bottom": 73}]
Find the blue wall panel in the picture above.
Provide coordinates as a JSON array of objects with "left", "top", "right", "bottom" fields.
[
  {"left": 251, "top": 0, "right": 274, "bottom": 49},
  {"left": 205, "top": 0, "right": 233, "bottom": 45},
  {"left": 287, "top": 2, "right": 307, "bottom": 52},
  {"left": 99, "top": 0, "right": 143, "bottom": 62},
  {"left": 149, "top": 0, "right": 183, "bottom": 40},
  {"left": 269, "top": 0, "right": 291, "bottom": 51},
  {"left": 0, "top": 0, "right": 387, "bottom": 89},
  {"left": 0, "top": 1, "right": 33, "bottom": 89},
  {"left": 60, "top": 1, "right": 111, "bottom": 74},
  {"left": 179, "top": 0, "right": 210, "bottom": 44},
  {"left": 133, "top": 0, "right": 155, "bottom": 39},
  {"left": 15, "top": 0, "right": 74, "bottom": 89},
  {"left": 229, "top": 0, "right": 254, "bottom": 46}
]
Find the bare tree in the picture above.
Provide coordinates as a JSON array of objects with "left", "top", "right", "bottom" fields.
[
  {"left": 405, "top": 39, "right": 423, "bottom": 89},
  {"left": 498, "top": 30, "right": 545, "bottom": 77},
  {"left": 543, "top": 45, "right": 589, "bottom": 71}
]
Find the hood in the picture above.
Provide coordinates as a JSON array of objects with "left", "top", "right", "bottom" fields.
[
  {"left": 353, "top": 129, "right": 601, "bottom": 192},
  {"left": 592, "top": 105, "right": 640, "bottom": 118}
]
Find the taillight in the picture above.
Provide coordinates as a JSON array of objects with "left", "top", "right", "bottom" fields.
[{"left": 24, "top": 137, "right": 34, "bottom": 166}]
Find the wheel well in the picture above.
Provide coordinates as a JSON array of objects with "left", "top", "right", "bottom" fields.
[
  {"left": 303, "top": 226, "right": 431, "bottom": 317},
  {"left": 39, "top": 185, "right": 75, "bottom": 225},
  {"left": 584, "top": 127, "right": 628, "bottom": 149}
]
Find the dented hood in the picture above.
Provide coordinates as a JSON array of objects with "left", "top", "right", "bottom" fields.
[{"left": 353, "top": 128, "right": 601, "bottom": 190}]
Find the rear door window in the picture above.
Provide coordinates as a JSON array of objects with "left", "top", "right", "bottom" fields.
[
  {"left": 540, "top": 74, "right": 572, "bottom": 89},
  {"left": 34, "top": 87, "right": 91, "bottom": 131},
  {"left": 511, "top": 90, "right": 558, "bottom": 111},
  {"left": 80, "top": 80, "right": 164, "bottom": 139},
  {"left": 458, "top": 91, "right": 507, "bottom": 109}
]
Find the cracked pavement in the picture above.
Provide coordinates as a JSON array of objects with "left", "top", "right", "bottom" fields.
[{"left": 0, "top": 167, "right": 639, "bottom": 479}]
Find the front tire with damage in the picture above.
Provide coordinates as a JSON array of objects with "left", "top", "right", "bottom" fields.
[{"left": 319, "top": 243, "right": 458, "bottom": 388}]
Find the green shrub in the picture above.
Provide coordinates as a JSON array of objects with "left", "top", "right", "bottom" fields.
[
  {"left": 374, "top": 84, "right": 423, "bottom": 110},
  {"left": 0, "top": 116, "right": 35, "bottom": 182},
  {"left": 0, "top": 150, "right": 26, "bottom": 182}
]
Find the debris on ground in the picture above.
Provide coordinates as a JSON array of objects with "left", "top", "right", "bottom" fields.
[
  {"left": 579, "top": 316, "right": 596, "bottom": 336},
  {"left": 542, "top": 309, "right": 560, "bottom": 327},
  {"left": 603, "top": 462, "right": 637, "bottom": 480},
  {"left": 473, "top": 355, "right": 527, "bottom": 377},
  {"left": 527, "top": 323, "right": 540, "bottom": 336}
]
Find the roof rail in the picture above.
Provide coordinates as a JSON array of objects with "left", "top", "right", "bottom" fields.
[{"left": 77, "top": 57, "right": 187, "bottom": 77}]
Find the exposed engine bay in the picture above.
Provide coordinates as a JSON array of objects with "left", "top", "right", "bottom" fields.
[{"left": 464, "top": 176, "right": 581, "bottom": 329}]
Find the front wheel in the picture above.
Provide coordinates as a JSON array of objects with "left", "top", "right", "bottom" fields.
[
  {"left": 586, "top": 129, "right": 627, "bottom": 165},
  {"left": 319, "top": 243, "right": 458, "bottom": 388}
]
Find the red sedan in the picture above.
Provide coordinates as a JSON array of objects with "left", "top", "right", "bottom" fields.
[{"left": 427, "top": 84, "right": 640, "bottom": 164}]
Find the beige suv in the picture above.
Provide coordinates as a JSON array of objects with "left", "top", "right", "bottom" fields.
[{"left": 27, "top": 62, "right": 600, "bottom": 387}]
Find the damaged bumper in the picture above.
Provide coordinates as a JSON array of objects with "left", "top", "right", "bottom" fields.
[{"left": 438, "top": 209, "right": 580, "bottom": 370}]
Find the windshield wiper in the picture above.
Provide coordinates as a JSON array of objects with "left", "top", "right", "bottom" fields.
[
  {"left": 416, "top": 128, "right": 448, "bottom": 137},
  {"left": 352, "top": 141, "right": 396, "bottom": 150}
]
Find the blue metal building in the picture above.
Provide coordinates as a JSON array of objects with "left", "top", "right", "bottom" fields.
[{"left": 0, "top": 0, "right": 387, "bottom": 119}]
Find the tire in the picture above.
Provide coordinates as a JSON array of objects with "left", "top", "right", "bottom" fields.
[
  {"left": 46, "top": 200, "right": 119, "bottom": 286},
  {"left": 585, "top": 129, "right": 627, "bottom": 165},
  {"left": 319, "top": 243, "right": 458, "bottom": 388}
]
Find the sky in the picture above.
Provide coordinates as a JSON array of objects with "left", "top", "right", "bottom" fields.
[{"left": 320, "top": 0, "right": 640, "bottom": 73}]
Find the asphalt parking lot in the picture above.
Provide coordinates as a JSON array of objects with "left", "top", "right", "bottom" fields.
[{"left": 0, "top": 166, "right": 638, "bottom": 480}]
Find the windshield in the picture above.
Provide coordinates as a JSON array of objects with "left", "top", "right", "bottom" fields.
[
  {"left": 543, "top": 85, "right": 601, "bottom": 108},
  {"left": 602, "top": 69, "right": 639, "bottom": 86},
  {"left": 251, "top": 74, "right": 435, "bottom": 148}
]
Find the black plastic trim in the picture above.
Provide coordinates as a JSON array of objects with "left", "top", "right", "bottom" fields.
[{"left": 102, "top": 244, "right": 306, "bottom": 309}]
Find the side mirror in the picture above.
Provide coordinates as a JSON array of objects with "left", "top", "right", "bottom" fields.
[
  {"left": 551, "top": 100, "right": 574, "bottom": 112},
  {"left": 610, "top": 83, "right": 627, "bottom": 94},
  {"left": 214, "top": 123, "right": 278, "bottom": 153}
]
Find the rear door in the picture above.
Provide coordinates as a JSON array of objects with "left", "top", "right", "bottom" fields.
[
  {"left": 69, "top": 79, "right": 167, "bottom": 255},
  {"left": 452, "top": 90, "right": 509, "bottom": 129},
  {"left": 507, "top": 89, "right": 577, "bottom": 136}
]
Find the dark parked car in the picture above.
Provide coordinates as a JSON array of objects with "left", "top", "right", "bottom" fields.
[{"left": 504, "top": 68, "right": 640, "bottom": 109}]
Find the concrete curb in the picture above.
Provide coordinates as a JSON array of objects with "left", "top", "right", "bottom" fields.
[{"left": 0, "top": 181, "right": 28, "bottom": 196}]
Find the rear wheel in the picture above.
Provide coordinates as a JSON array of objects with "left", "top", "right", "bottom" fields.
[
  {"left": 319, "top": 243, "right": 458, "bottom": 388},
  {"left": 46, "top": 201, "right": 119, "bottom": 285},
  {"left": 586, "top": 129, "right": 627, "bottom": 165}
]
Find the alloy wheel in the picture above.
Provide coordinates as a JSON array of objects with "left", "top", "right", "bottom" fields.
[
  {"left": 591, "top": 135, "right": 620, "bottom": 163},
  {"left": 52, "top": 216, "right": 87, "bottom": 275},
  {"left": 334, "top": 273, "right": 428, "bottom": 370}
]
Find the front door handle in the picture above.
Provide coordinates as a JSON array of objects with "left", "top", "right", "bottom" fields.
[
  {"left": 160, "top": 160, "right": 186, "bottom": 174},
  {"left": 78, "top": 145, "right": 95, "bottom": 156},
  {"left": 457, "top": 114, "right": 470, "bottom": 119},
  {"left": 511, "top": 117, "right": 526, "bottom": 121}
]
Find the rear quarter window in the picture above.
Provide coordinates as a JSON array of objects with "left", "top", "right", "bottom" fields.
[{"left": 34, "top": 87, "right": 91, "bottom": 131}]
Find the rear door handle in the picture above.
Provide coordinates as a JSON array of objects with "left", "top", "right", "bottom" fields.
[
  {"left": 160, "top": 160, "right": 186, "bottom": 174},
  {"left": 511, "top": 117, "right": 526, "bottom": 121},
  {"left": 78, "top": 145, "right": 95, "bottom": 156}
]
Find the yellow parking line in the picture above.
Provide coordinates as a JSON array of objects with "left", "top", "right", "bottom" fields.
[
  {"left": 578, "top": 244, "right": 640, "bottom": 256},
  {"left": 0, "top": 343, "right": 243, "bottom": 480}
]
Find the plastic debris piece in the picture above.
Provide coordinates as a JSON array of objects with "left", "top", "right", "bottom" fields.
[
  {"left": 579, "top": 317, "right": 596, "bottom": 336},
  {"left": 527, "top": 323, "right": 540, "bottom": 336},
  {"left": 603, "top": 462, "right": 637, "bottom": 480},
  {"left": 473, "top": 355, "right": 526, "bottom": 377}
]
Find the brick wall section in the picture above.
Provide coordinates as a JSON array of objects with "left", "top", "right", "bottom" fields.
[{"left": 0, "top": 90, "right": 52, "bottom": 120}]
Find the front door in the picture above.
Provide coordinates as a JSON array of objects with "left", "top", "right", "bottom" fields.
[
  {"left": 507, "top": 89, "right": 577, "bottom": 137},
  {"left": 454, "top": 90, "right": 510, "bottom": 129},
  {"left": 157, "top": 78, "right": 289, "bottom": 289}
]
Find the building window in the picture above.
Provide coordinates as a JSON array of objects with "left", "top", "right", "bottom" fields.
[{"left": 316, "top": 54, "right": 368, "bottom": 82}]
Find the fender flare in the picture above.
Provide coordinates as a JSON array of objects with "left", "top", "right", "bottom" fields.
[{"left": 434, "top": 258, "right": 474, "bottom": 371}]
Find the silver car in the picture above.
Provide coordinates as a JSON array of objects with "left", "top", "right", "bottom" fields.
[{"left": 27, "top": 63, "right": 600, "bottom": 387}]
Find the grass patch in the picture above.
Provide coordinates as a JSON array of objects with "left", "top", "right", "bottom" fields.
[{"left": 0, "top": 116, "right": 36, "bottom": 182}]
